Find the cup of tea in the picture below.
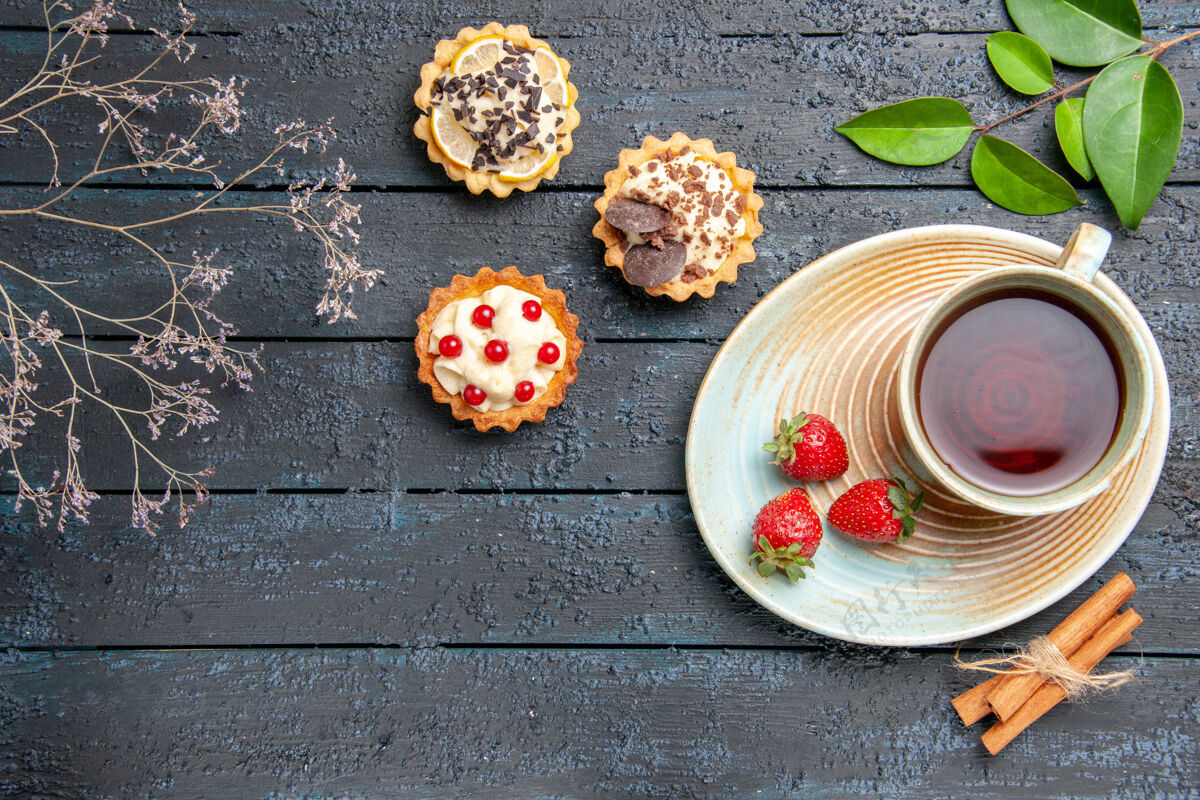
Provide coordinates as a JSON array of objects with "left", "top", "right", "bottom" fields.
[{"left": 896, "top": 223, "right": 1155, "bottom": 516}]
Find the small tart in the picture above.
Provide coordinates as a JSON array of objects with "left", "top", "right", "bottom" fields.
[
  {"left": 416, "top": 267, "right": 583, "bottom": 431},
  {"left": 593, "top": 133, "right": 764, "bottom": 301},
  {"left": 413, "top": 23, "right": 582, "bottom": 197}
]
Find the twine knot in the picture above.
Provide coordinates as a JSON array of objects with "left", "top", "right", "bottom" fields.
[{"left": 954, "top": 635, "right": 1135, "bottom": 700}]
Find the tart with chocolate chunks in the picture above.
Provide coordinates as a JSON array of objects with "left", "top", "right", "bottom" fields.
[
  {"left": 414, "top": 23, "right": 581, "bottom": 197},
  {"left": 593, "top": 133, "right": 764, "bottom": 301},
  {"left": 415, "top": 267, "right": 583, "bottom": 432}
]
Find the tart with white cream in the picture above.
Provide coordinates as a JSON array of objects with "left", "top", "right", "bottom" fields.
[
  {"left": 414, "top": 23, "right": 581, "bottom": 197},
  {"left": 593, "top": 133, "right": 764, "bottom": 301},
  {"left": 416, "top": 267, "right": 582, "bottom": 431}
]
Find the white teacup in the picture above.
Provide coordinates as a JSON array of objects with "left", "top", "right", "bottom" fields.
[{"left": 896, "top": 224, "right": 1155, "bottom": 516}]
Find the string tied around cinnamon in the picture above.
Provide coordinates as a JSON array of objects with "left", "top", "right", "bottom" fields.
[{"left": 954, "top": 636, "right": 1136, "bottom": 700}]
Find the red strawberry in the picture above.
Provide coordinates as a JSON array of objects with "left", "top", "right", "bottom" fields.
[
  {"left": 828, "top": 475, "right": 924, "bottom": 542},
  {"left": 749, "top": 488, "right": 822, "bottom": 581},
  {"left": 763, "top": 412, "right": 849, "bottom": 481}
]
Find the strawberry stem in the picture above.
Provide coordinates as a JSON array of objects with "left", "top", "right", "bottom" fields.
[
  {"left": 764, "top": 413, "right": 808, "bottom": 466},
  {"left": 750, "top": 534, "right": 816, "bottom": 581},
  {"left": 886, "top": 475, "right": 924, "bottom": 542}
]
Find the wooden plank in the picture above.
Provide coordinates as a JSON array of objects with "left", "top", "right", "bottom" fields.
[
  {"left": 1, "top": 492, "right": 1195, "bottom": 652},
  {"left": 9, "top": 337, "right": 1197, "bottom": 492},
  {"left": 1, "top": 28, "right": 1197, "bottom": 189},
  {"left": 3, "top": 185, "right": 1199, "bottom": 342},
  {"left": 1, "top": 0, "right": 1195, "bottom": 37},
  {"left": 692, "top": 0, "right": 1200, "bottom": 35},
  {"left": 1, "top": 647, "right": 1195, "bottom": 799},
  {"left": 10, "top": 340, "right": 697, "bottom": 491}
]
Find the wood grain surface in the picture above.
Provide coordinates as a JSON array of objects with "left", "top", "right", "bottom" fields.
[
  {"left": 2, "top": 648, "right": 1195, "bottom": 800},
  {"left": 1, "top": 0, "right": 1197, "bottom": 797},
  {"left": 1, "top": 0, "right": 1197, "bottom": 34},
  {"left": 2, "top": 186, "right": 1199, "bottom": 343},
  {"left": 1, "top": 492, "right": 1194, "bottom": 653},
  {"left": 0, "top": 25, "right": 1197, "bottom": 189}
]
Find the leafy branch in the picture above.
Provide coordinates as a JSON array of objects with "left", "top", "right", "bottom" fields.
[
  {"left": 977, "top": 28, "right": 1200, "bottom": 135},
  {"left": 837, "top": 0, "right": 1196, "bottom": 228},
  {"left": 0, "top": 1, "right": 381, "bottom": 533}
]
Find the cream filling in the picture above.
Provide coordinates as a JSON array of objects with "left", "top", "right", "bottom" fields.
[
  {"left": 430, "top": 285, "right": 567, "bottom": 412},
  {"left": 432, "top": 47, "right": 565, "bottom": 171},
  {"left": 620, "top": 150, "right": 747, "bottom": 279}
]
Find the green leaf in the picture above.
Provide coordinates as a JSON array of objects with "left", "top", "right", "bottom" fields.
[
  {"left": 1054, "top": 98, "right": 1094, "bottom": 181},
  {"left": 886, "top": 485, "right": 906, "bottom": 510},
  {"left": 986, "top": 32, "right": 1055, "bottom": 95},
  {"left": 1083, "top": 55, "right": 1183, "bottom": 229},
  {"left": 785, "top": 564, "right": 805, "bottom": 582},
  {"left": 836, "top": 98, "right": 975, "bottom": 166},
  {"left": 970, "top": 135, "right": 1082, "bottom": 215},
  {"left": 757, "top": 561, "right": 776, "bottom": 578},
  {"left": 1007, "top": 0, "right": 1142, "bottom": 67}
]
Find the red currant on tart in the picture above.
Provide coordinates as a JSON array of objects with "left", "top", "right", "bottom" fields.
[
  {"left": 438, "top": 334, "right": 463, "bottom": 358},
  {"left": 462, "top": 384, "right": 487, "bottom": 406},
  {"left": 522, "top": 300, "right": 542, "bottom": 321},
  {"left": 514, "top": 381, "right": 536, "bottom": 403},
  {"left": 484, "top": 339, "right": 509, "bottom": 363},
  {"left": 538, "top": 342, "right": 560, "bottom": 364},
  {"left": 472, "top": 304, "right": 495, "bottom": 328}
]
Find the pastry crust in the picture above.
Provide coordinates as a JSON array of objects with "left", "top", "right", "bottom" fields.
[
  {"left": 592, "top": 132, "right": 764, "bottom": 301},
  {"left": 415, "top": 267, "right": 583, "bottom": 432},
  {"left": 413, "top": 23, "right": 581, "bottom": 198}
]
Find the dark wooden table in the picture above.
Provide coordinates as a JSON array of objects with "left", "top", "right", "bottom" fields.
[{"left": 2, "top": 1, "right": 1198, "bottom": 797}]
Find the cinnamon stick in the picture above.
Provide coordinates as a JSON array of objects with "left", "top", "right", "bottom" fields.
[
  {"left": 951, "top": 672, "right": 1007, "bottom": 726},
  {"left": 982, "top": 608, "right": 1142, "bottom": 754},
  {"left": 986, "top": 572, "right": 1135, "bottom": 722},
  {"left": 952, "top": 613, "right": 1121, "bottom": 725}
]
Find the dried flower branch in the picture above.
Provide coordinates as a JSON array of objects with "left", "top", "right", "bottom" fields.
[{"left": 0, "top": 1, "right": 381, "bottom": 533}]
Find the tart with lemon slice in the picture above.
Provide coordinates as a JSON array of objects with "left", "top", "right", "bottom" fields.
[
  {"left": 416, "top": 267, "right": 583, "bottom": 431},
  {"left": 593, "top": 133, "right": 764, "bottom": 301},
  {"left": 414, "top": 23, "right": 581, "bottom": 197}
]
